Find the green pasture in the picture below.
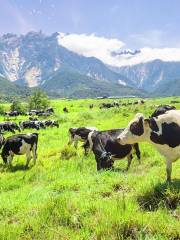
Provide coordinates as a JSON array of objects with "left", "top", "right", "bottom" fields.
[{"left": 0, "top": 97, "right": 179, "bottom": 240}]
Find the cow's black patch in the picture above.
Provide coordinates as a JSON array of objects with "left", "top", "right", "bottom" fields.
[
  {"left": 130, "top": 117, "right": 144, "bottom": 136},
  {"left": 148, "top": 118, "right": 159, "bottom": 132},
  {"left": 150, "top": 122, "right": 180, "bottom": 148}
]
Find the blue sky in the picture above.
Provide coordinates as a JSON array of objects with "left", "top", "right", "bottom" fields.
[{"left": 0, "top": 0, "right": 180, "bottom": 48}]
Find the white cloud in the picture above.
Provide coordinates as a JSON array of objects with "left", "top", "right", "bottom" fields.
[
  {"left": 57, "top": 32, "right": 180, "bottom": 67},
  {"left": 58, "top": 33, "right": 125, "bottom": 64}
]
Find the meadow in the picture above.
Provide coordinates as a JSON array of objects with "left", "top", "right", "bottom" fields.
[{"left": 0, "top": 97, "right": 179, "bottom": 240}]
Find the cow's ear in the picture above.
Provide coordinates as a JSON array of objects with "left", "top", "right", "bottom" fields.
[{"left": 135, "top": 113, "right": 144, "bottom": 119}]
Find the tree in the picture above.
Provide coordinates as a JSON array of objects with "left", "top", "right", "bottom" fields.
[
  {"left": 10, "top": 99, "right": 24, "bottom": 112},
  {"left": 28, "top": 90, "right": 50, "bottom": 110}
]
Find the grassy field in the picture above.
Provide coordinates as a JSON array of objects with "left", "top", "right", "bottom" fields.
[{"left": 0, "top": 97, "right": 179, "bottom": 240}]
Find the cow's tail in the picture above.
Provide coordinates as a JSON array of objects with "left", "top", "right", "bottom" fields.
[{"left": 133, "top": 143, "right": 141, "bottom": 162}]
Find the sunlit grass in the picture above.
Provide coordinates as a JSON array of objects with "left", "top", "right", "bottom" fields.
[{"left": 0, "top": 96, "right": 179, "bottom": 239}]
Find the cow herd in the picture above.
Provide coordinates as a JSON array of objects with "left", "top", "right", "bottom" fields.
[
  {"left": 0, "top": 103, "right": 179, "bottom": 183},
  {"left": 68, "top": 104, "right": 179, "bottom": 182},
  {"left": 0, "top": 107, "right": 59, "bottom": 168}
]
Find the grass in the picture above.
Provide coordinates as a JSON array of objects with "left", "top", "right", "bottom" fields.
[{"left": 0, "top": 97, "right": 179, "bottom": 240}]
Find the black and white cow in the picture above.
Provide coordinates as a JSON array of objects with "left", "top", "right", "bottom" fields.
[
  {"left": 1, "top": 133, "right": 38, "bottom": 167},
  {"left": 7, "top": 122, "right": 21, "bottom": 132},
  {"left": 84, "top": 129, "right": 141, "bottom": 170},
  {"left": 63, "top": 107, "right": 69, "bottom": 113},
  {"left": 68, "top": 127, "right": 98, "bottom": 149},
  {"left": 150, "top": 105, "right": 176, "bottom": 118},
  {"left": 0, "top": 122, "right": 15, "bottom": 133},
  {"left": 19, "top": 121, "right": 40, "bottom": 130},
  {"left": 117, "top": 110, "right": 180, "bottom": 182},
  {"left": 43, "top": 120, "right": 59, "bottom": 128}
]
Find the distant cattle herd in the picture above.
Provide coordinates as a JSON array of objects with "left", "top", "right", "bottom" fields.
[{"left": 0, "top": 101, "right": 179, "bottom": 182}]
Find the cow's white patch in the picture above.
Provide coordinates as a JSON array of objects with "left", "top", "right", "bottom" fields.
[{"left": 18, "top": 140, "right": 31, "bottom": 155}]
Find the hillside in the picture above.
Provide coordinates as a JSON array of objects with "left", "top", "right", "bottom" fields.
[
  {"left": 153, "top": 78, "right": 180, "bottom": 96},
  {"left": 0, "top": 32, "right": 141, "bottom": 98},
  {"left": 42, "top": 67, "right": 146, "bottom": 98},
  {"left": 0, "top": 76, "right": 30, "bottom": 101}
]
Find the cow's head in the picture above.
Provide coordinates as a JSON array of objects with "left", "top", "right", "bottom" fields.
[
  {"left": 54, "top": 121, "right": 59, "bottom": 128},
  {"left": 68, "top": 128, "right": 76, "bottom": 144},
  {"left": 117, "top": 113, "right": 150, "bottom": 145},
  {"left": 98, "top": 152, "right": 114, "bottom": 170}
]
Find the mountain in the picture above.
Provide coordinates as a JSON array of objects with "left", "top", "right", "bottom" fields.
[
  {"left": 42, "top": 67, "right": 145, "bottom": 98},
  {"left": 112, "top": 60, "right": 180, "bottom": 94},
  {"left": 0, "top": 32, "right": 144, "bottom": 98},
  {"left": 57, "top": 33, "right": 180, "bottom": 96},
  {"left": 153, "top": 78, "right": 180, "bottom": 96},
  {"left": 0, "top": 76, "right": 30, "bottom": 101}
]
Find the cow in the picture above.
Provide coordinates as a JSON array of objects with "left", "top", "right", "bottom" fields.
[
  {"left": 117, "top": 110, "right": 180, "bottom": 182},
  {"left": 46, "top": 107, "right": 54, "bottom": 114},
  {"left": 7, "top": 122, "right": 21, "bottom": 132},
  {"left": 89, "top": 104, "right": 94, "bottom": 109},
  {"left": 43, "top": 120, "right": 59, "bottom": 128},
  {"left": 99, "top": 103, "right": 115, "bottom": 109},
  {"left": 63, "top": 107, "right": 69, "bottom": 113},
  {"left": 1, "top": 133, "right": 38, "bottom": 168},
  {"left": 19, "top": 121, "right": 43, "bottom": 130},
  {"left": 68, "top": 127, "right": 98, "bottom": 149},
  {"left": 29, "top": 117, "right": 38, "bottom": 121},
  {"left": 83, "top": 129, "right": 141, "bottom": 170},
  {"left": 37, "top": 112, "right": 51, "bottom": 117},
  {"left": 0, "top": 122, "right": 15, "bottom": 133},
  {"left": 150, "top": 105, "right": 176, "bottom": 118},
  {"left": 170, "top": 100, "right": 179, "bottom": 104}
]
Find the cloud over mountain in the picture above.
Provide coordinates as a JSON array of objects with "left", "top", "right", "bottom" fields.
[{"left": 58, "top": 33, "right": 180, "bottom": 67}]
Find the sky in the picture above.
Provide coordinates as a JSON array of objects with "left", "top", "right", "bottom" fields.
[{"left": 0, "top": 0, "right": 180, "bottom": 49}]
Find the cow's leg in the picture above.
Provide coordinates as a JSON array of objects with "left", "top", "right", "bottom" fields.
[
  {"left": 74, "top": 139, "right": 78, "bottom": 149},
  {"left": 166, "top": 159, "right": 172, "bottom": 183},
  {"left": 96, "top": 158, "right": 102, "bottom": 171},
  {"left": 83, "top": 141, "right": 90, "bottom": 156},
  {"left": 32, "top": 144, "right": 37, "bottom": 165},
  {"left": 25, "top": 150, "right": 32, "bottom": 168},
  {"left": 126, "top": 154, "right": 133, "bottom": 171},
  {"left": 8, "top": 155, "right": 13, "bottom": 167},
  {"left": 134, "top": 143, "right": 141, "bottom": 164}
]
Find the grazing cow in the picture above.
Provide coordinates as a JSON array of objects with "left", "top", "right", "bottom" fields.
[
  {"left": 1, "top": 133, "right": 38, "bottom": 167},
  {"left": 7, "top": 122, "right": 21, "bottom": 132},
  {"left": 19, "top": 121, "right": 41, "bottom": 130},
  {"left": 84, "top": 129, "right": 140, "bottom": 170},
  {"left": 46, "top": 107, "right": 54, "bottom": 114},
  {"left": 0, "top": 122, "right": 15, "bottom": 133},
  {"left": 43, "top": 120, "right": 59, "bottom": 128},
  {"left": 89, "top": 104, "right": 94, "bottom": 109},
  {"left": 29, "top": 110, "right": 44, "bottom": 116},
  {"left": 68, "top": 127, "right": 98, "bottom": 148},
  {"left": 63, "top": 107, "right": 69, "bottom": 113},
  {"left": 150, "top": 105, "right": 176, "bottom": 118},
  {"left": 0, "top": 134, "right": 5, "bottom": 149},
  {"left": 99, "top": 103, "right": 117, "bottom": 109},
  {"left": 117, "top": 110, "right": 180, "bottom": 182},
  {"left": 37, "top": 112, "right": 51, "bottom": 117},
  {"left": 29, "top": 117, "right": 38, "bottom": 121},
  {"left": 170, "top": 100, "right": 179, "bottom": 104}
]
